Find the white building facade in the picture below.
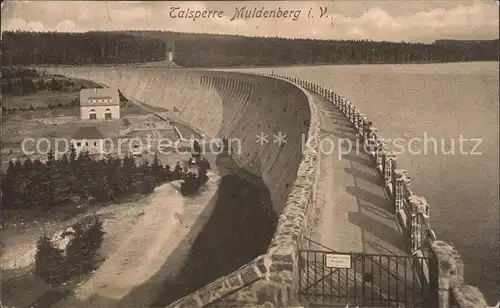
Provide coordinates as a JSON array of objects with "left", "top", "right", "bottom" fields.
[
  {"left": 79, "top": 88, "right": 120, "bottom": 121},
  {"left": 70, "top": 126, "right": 106, "bottom": 155}
]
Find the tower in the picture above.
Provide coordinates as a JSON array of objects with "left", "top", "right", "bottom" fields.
[{"left": 166, "top": 40, "right": 175, "bottom": 62}]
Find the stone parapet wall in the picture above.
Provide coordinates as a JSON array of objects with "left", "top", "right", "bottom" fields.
[{"left": 290, "top": 75, "right": 490, "bottom": 308}]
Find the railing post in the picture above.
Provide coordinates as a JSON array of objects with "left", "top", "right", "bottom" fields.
[
  {"left": 365, "top": 127, "right": 378, "bottom": 158},
  {"left": 394, "top": 169, "right": 410, "bottom": 213},
  {"left": 362, "top": 118, "right": 371, "bottom": 140},
  {"left": 353, "top": 109, "right": 359, "bottom": 130},
  {"left": 383, "top": 152, "right": 397, "bottom": 190},
  {"left": 375, "top": 139, "right": 386, "bottom": 173},
  {"left": 409, "top": 196, "right": 428, "bottom": 254},
  {"left": 358, "top": 114, "right": 366, "bottom": 136}
]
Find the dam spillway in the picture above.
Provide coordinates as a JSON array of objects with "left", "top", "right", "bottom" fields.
[{"left": 40, "top": 66, "right": 490, "bottom": 308}]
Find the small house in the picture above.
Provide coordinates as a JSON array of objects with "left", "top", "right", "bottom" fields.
[
  {"left": 79, "top": 88, "right": 120, "bottom": 121},
  {"left": 71, "top": 126, "right": 105, "bottom": 154}
]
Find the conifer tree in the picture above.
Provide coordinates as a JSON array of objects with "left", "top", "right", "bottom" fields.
[
  {"left": 192, "top": 140, "right": 202, "bottom": 160},
  {"left": 151, "top": 152, "right": 162, "bottom": 182},
  {"left": 68, "top": 143, "right": 77, "bottom": 163},
  {"left": 173, "top": 161, "right": 183, "bottom": 180},
  {"left": 34, "top": 235, "right": 65, "bottom": 285}
]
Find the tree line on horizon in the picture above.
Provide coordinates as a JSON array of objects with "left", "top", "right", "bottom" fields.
[
  {"left": 1, "top": 31, "right": 167, "bottom": 65},
  {"left": 173, "top": 36, "right": 499, "bottom": 66},
  {"left": 1, "top": 30, "right": 497, "bottom": 67}
]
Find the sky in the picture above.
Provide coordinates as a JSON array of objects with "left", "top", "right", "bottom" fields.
[{"left": 1, "top": 1, "right": 499, "bottom": 43}]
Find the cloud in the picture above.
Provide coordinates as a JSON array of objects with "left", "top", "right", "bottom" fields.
[
  {"left": 1, "top": 1, "right": 498, "bottom": 42},
  {"left": 3, "top": 17, "right": 45, "bottom": 32}
]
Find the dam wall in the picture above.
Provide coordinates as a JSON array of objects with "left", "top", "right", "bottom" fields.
[
  {"left": 280, "top": 74, "right": 489, "bottom": 308},
  {"left": 42, "top": 67, "right": 311, "bottom": 215},
  {"left": 40, "top": 66, "right": 321, "bottom": 307}
]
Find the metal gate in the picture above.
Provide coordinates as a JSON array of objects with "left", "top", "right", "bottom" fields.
[{"left": 299, "top": 248, "right": 439, "bottom": 307}]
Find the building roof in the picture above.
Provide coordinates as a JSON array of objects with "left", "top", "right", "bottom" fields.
[
  {"left": 71, "top": 126, "right": 105, "bottom": 140},
  {"left": 80, "top": 87, "right": 119, "bottom": 107}
]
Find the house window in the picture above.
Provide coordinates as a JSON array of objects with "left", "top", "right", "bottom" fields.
[
  {"left": 76, "top": 142, "right": 81, "bottom": 147},
  {"left": 94, "top": 142, "right": 97, "bottom": 146},
  {"left": 85, "top": 142, "right": 88, "bottom": 146},
  {"left": 89, "top": 109, "right": 96, "bottom": 120}
]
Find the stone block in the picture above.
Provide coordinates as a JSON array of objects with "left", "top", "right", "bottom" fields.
[
  {"left": 225, "top": 271, "right": 244, "bottom": 289},
  {"left": 431, "top": 240, "right": 464, "bottom": 289},
  {"left": 240, "top": 265, "right": 263, "bottom": 284},
  {"left": 451, "top": 284, "right": 488, "bottom": 307}
]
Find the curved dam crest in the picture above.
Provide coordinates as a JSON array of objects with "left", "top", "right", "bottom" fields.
[{"left": 43, "top": 67, "right": 311, "bottom": 215}]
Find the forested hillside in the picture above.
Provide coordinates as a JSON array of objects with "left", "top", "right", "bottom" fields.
[
  {"left": 127, "top": 30, "right": 498, "bottom": 66},
  {"left": 1, "top": 31, "right": 166, "bottom": 65},
  {"left": 1, "top": 30, "right": 497, "bottom": 67},
  {"left": 172, "top": 36, "right": 499, "bottom": 67}
]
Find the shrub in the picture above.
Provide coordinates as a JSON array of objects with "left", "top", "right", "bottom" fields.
[
  {"left": 179, "top": 159, "right": 210, "bottom": 196},
  {"left": 197, "top": 161, "right": 209, "bottom": 185},
  {"left": 180, "top": 173, "right": 199, "bottom": 196}
]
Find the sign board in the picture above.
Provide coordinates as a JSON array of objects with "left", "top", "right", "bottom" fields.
[{"left": 325, "top": 253, "right": 351, "bottom": 269}]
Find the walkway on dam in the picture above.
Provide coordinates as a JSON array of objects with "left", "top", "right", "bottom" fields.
[{"left": 308, "top": 92, "right": 407, "bottom": 256}]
